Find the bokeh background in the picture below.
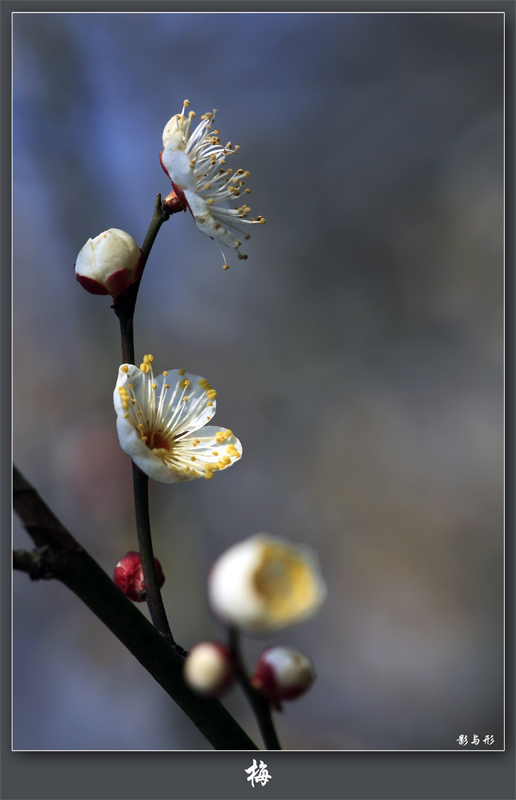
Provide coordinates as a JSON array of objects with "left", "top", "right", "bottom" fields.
[{"left": 13, "top": 11, "right": 504, "bottom": 750}]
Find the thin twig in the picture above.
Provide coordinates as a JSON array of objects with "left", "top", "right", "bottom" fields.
[
  {"left": 228, "top": 626, "right": 282, "bottom": 750},
  {"left": 112, "top": 194, "right": 171, "bottom": 365},
  {"left": 132, "top": 464, "right": 176, "bottom": 647}
]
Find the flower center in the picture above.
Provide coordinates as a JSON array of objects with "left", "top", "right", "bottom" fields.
[
  {"left": 254, "top": 545, "right": 316, "bottom": 621},
  {"left": 143, "top": 429, "right": 171, "bottom": 452}
]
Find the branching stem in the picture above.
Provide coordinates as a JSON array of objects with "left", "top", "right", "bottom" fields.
[
  {"left": 112, "top": 194, "right": 171, "bottom": 365},
  {"left": 13, "top": 465, "right": 258, "bottom": 750}
]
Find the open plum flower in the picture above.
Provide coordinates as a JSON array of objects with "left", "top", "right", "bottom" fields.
[
  {"left": 160, "top": 100, "right": 265, "bottom": 268},
  {"left": 114, "top": 354, "right": 242, "bottom": 482},
  {"left": 208, "top": 534, "right": 327, "bottom": 634}
]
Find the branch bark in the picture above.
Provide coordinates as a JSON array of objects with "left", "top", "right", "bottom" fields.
[{"left": 13, "top": 464, "right": 257, "bottom": 751}]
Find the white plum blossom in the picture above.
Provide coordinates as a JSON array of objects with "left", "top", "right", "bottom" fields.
[
  {"left": 160, "top": 100, "right": 265, "bottom": 268},
  {"left": 114, "top": 355, "right": 242, "bottom": 483},
  {"left": 208, "top": 534, "right": 327, "bottom": 634}
]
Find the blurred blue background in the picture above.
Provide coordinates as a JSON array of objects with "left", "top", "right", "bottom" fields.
[{"left": 13, "top": 11, "right": 503, "bottom": 750}]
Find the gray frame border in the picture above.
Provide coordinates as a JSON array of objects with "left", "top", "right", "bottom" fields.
[{"left": 3, "top": 1, "right": 514, "bottom": 798}]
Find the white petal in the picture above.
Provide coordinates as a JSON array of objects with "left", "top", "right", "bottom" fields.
[
  {"left": 176, "top": 425, "right": 242, "bottom": 474},
  {"left": 208, "top": 538, "right": 267, "bottom": 628},
  {"left": 161, "top": 147, "right": 197, "bottom": 192},
  {"left": 158, "top": 370, "right": 218, "bottom": 434},
  {"left": 184, "top": 192, "right": 241, "bottom": 248},
  {"left": 162, "top": 114, "right": 183, "bottom": 149}
]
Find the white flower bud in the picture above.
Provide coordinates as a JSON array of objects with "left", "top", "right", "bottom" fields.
[
  {"left": 75, "top": 228, "right": 143, "bottom": 297},
  {"left": 207, "top": 534, "right": 327, "bottom": 634},
  {"left": 183, "top": 642, "right": 235, "bottom": 696},
  {"left": 252, "top": 647, "right": 315, "bottom": 702}
]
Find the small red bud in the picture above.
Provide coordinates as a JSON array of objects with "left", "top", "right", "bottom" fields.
[{"left": 114, "top": 551, "right": 165, "bottom": 602}]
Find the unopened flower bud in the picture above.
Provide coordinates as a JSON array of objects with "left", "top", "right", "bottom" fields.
[
  {"left": 75, "top": 228, "right": 143, "bottom": 296},
  {"left": 207, "top": 534, "right": 327, "bottom": 634},
  {"left": 251, "top": 646, "right": 315, "bottom": 703},
  {"left": 113, "top": 551, "right": 165, "bottom": 602},
  {"left": 183, "top": 642, "right": 235, "bottom": 696}
]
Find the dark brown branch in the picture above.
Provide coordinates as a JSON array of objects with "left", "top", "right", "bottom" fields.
[{"left": 13, "top": 465, "right": 257, "bottom": 750}]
